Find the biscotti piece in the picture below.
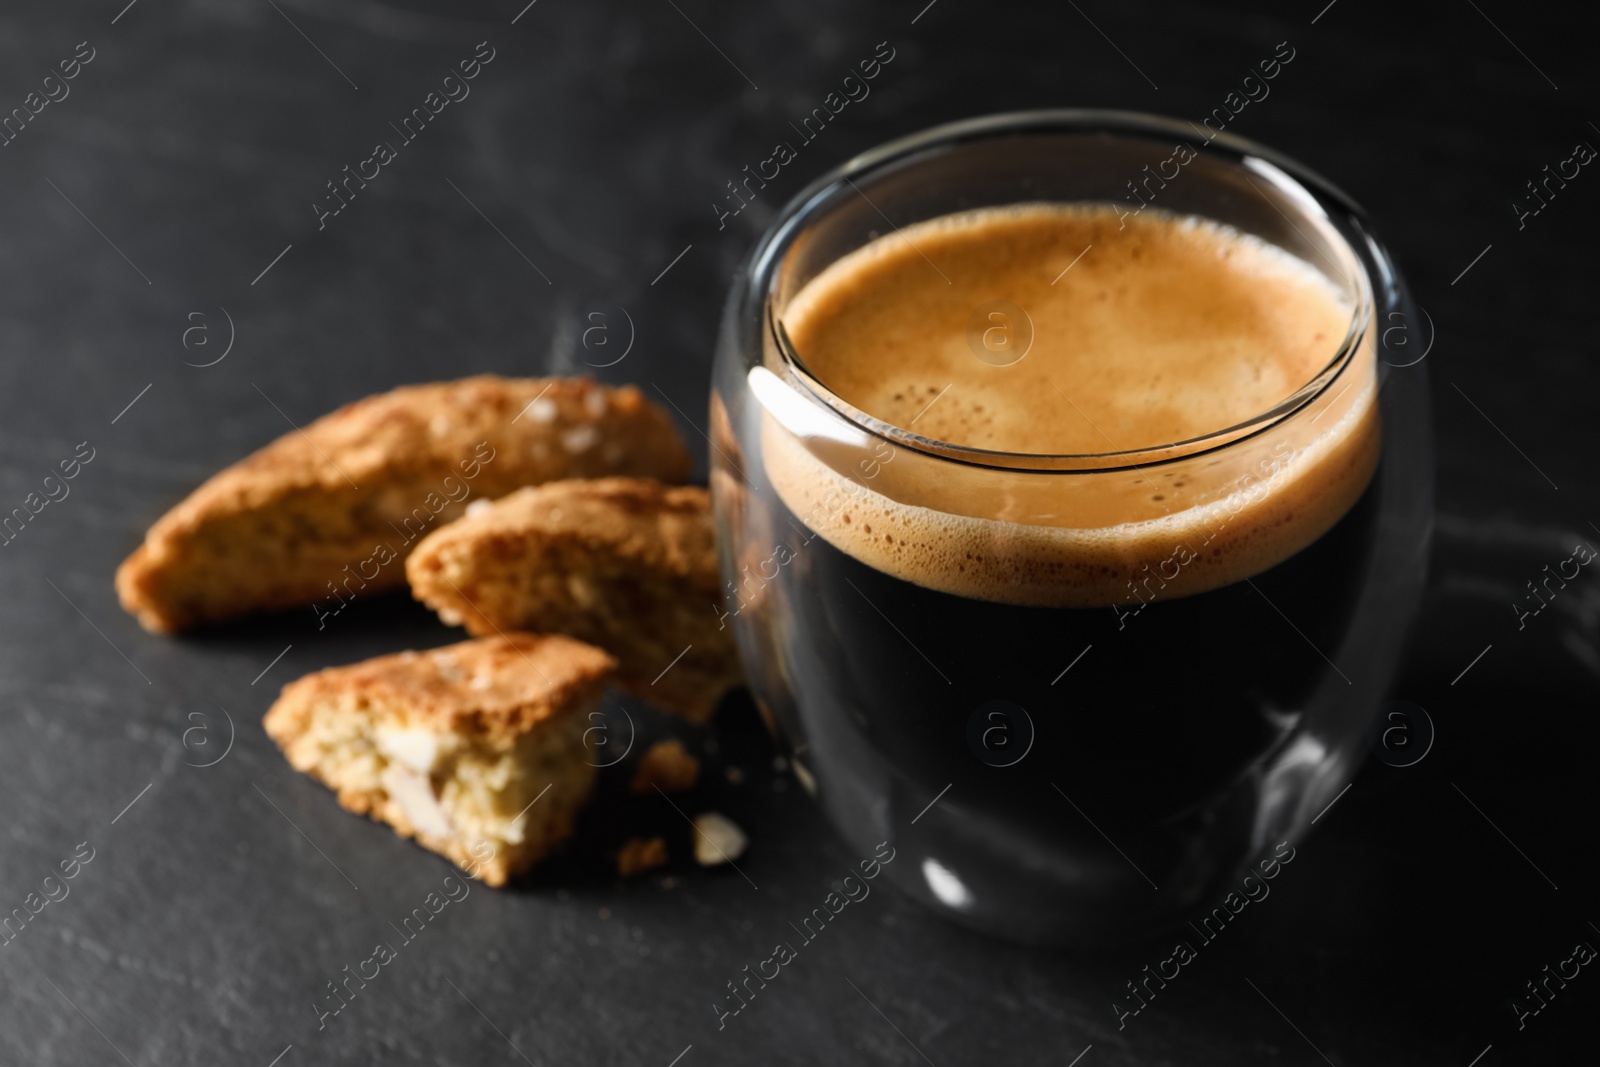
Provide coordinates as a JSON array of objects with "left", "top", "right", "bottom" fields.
[
  {"left": 117, "top": 376, "right": 692, "bottom": 633},
  {"left": 406, "top": 478, "right": 741, "bottom": 723},
  {"left": 263, "top": 633, "right": 615, "bottom": 886}
]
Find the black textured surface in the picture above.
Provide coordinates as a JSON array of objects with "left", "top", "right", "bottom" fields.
[{"left": 1, "top": 2, "right": 1596, "bottom": 1064}]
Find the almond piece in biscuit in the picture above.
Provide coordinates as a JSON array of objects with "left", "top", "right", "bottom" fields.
[
  {"left": 117, "top": 376, "right": 691, "bottom": 633},
  {"left": 262, "top": 633, "right": 615, "bottom": 886},
  {"left": 406, "top": 477, "right": 740, "bottom": 723}
]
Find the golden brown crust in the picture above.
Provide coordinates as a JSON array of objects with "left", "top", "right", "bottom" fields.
[
  {"left": 406, "top": 478, "right": 742, "bottom": 723},
  {"left": 263, "top": 634, "right": 615, "bottom": 885},
  {"left": 264, "top": 632, "right": 615, "bottom": 746},
  {"left": 116, "top": 376, "right": 692, "bottom": 633}
]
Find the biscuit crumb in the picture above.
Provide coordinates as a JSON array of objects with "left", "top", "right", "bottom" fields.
[
  {"left": 630, "top": 739, "right": 700, "bottom": 795},
  {"left": 692, "top": 812, "right": 748, "bottom": 866},
  {"left": 616, "top": 836, "right": 669, "bottom": 878}
]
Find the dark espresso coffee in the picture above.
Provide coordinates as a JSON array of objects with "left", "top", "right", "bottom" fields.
[{"left": 751, "top": 204, "right": 1382, "bottom": 938}]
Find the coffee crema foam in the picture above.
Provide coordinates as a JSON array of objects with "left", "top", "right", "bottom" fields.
[{"left": 762, "top": 203, "right": 1381, "bottom": 607}]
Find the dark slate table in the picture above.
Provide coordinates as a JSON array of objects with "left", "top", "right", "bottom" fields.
[{"left": 1, "top": 1, "right": 1594, "bottom": 1063}]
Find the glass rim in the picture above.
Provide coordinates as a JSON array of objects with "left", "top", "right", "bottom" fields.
[{"left": 757, "top": 108, "right": 1376, "bottom": 474}]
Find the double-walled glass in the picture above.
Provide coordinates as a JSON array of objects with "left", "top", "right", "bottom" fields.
[{"left": 709, "top": 111, "right": 1432, "bottom": 945}]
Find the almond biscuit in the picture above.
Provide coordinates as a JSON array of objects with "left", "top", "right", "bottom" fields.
[
  {"left": 263, "top": 633, "right": 615, "bottom": 886},
  {"left": 406, "top": 477, "right": 740, "bottom": 723},
  {"left": 117, "top": 376, "right": 691, "bottom": 633}
]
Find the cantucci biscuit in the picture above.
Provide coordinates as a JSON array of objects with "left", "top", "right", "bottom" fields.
[
  {"left": 406, "top": 478, "right": 740, "bottom": 723},
  {"left": 117, "top": 376, "right": 691, "bottom": 632},
  {"left": 263, "top": 633, "right": 615, "bottom": 886}
]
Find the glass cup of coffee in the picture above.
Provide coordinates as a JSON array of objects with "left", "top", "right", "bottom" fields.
[{"left": 709, "top": 110, "right": 1432, "bottom": 946}]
